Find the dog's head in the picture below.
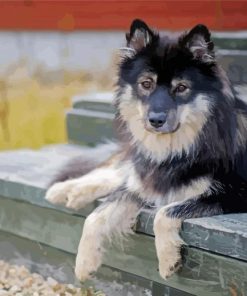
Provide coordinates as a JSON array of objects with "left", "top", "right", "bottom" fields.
[{"left": 116, "top": 20, "right": 233, "bottom": 160}]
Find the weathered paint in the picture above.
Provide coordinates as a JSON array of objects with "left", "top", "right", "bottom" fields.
[
  {"left": 0, "top": 145, "right": 247, "bottom": 263},
  {"left": 0, "top": 197, "right": 246, "bottom": 295},
  {"left": 137, "top": 210, "right": 247, "bottom": 262}
]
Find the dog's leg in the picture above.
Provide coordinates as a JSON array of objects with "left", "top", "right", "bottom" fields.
[
  {"left": 45, "top": 153, "right": 126, "bottom": 210},
  {"left": 153, "top": 202, "right": 184, "bottom": 280},
  {"left": 154, "top": 191, "right": 247, "bottom": 280},
  {"left": 46, "top": 166, "right": 124, "bottom": 209},
  {"left": 75, "top": 192, "right": 142, "bottom": 281}
]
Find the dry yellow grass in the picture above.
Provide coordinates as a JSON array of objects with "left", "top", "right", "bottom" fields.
[
  {"left": 0, "top": 73, "right": 101, "bottom": 150},
  {"left": 0, "top": 53, "right": 117, "bottom": 151}
]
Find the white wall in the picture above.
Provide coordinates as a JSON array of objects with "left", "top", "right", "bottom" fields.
[
  {"left": 0, "top": 30, "right": 246, "bottom": 85},
  {"left": 0, "top": 31, "right": 126, "bottom": 76}
]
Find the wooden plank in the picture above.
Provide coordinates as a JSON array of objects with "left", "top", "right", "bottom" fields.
[
  {"left": 0, "top": 197, "right": 246, "bottom": 296},
  {"left": 66, "top": 109, "right": 115, "bottom": 146},
  {"left": 137, "top": 210, "right": 247, "bottom": 262},
  {"left": 152, "top": 282, "right": 193, "bottom": 296},
  {"left": 72, "top": 93, "right": 115, "bottom": 113},
  {"left": 217, "top": 50, "right": 247, "bottom": 85},
  {"left": 73, "top": 101, "right": 115, "bottom": 114},
  {"left": 213, "top": 34, "right": 247, "bottom": 50},
  {"left": 0, "top": 1, "right": 247, "bottom": 31},
  {"left": 182, "top": 215, "right": 247, "bottom": 262},
  {"left": 0, "top": 144, "right": 114, "bottom": 190},
  {"left": 0, "top": 145, "right": 110, "bottom": 216}
]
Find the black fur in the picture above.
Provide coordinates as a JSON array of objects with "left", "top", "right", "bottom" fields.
[
  {"left": 46, "top": 20, "right": 247, "bottom": 281},
  {"left": 50, "top": 157, "right": 98, "bottom": 186},
  {"left": 116, "top": 20, "right": 247, "bottom": 217}
]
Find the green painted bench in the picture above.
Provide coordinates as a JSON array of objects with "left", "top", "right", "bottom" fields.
[
  {"left": 0, "top": 144, "right": 247, "bottom": 296},
  {"left": 0, "top": 41, "right": 247, "bottom": 296}
]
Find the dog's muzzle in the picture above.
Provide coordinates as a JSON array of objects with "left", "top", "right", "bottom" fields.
[
  {"left": 148, "top": 112, "right": 167, "bottom": 128},
  {"left": 146, "top": 109, "right": 179, "bottom": 134}
]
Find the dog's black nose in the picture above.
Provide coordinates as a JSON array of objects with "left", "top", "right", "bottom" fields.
[{"left": 148, "top": 112, "right": 166, "bottom": 128}]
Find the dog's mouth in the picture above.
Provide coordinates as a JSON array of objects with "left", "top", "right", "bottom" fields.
[{"left": 144, "top": 121, "right": 180, "bottom": 134}]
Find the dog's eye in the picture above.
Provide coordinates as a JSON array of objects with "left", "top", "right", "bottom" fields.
[
  {"left": 141, "top": 80, "right": 152, "bottom": 90},
  {"left": 175, "top": 84, "right": 187, "bottom": 93}
]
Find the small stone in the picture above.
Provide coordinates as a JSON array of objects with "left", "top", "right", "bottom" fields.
[
  {"left": 10, "top": 285, "right": 21, "bottom": 292},
  {"left": 23, "top": 276, "right": 34, "bottom": 288},
  {"left": 9, "top": 268, "right": 16, "bottom": 275},
  {"left": 3, "top": 283, "right": 10, "bottom": 290},
  {"left": 0, "top": 260, "right": 103, "bottom": 295},
  {"left": 47, "top": 276, "right": 58, "bottom": 286}
]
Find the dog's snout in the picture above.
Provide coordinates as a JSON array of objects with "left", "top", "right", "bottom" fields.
[{"left": 148, "top": 112, "right": 167, "bottom": 128}]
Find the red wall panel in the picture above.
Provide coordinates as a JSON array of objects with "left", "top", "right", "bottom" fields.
[{"left": 0, "top": 1, "right": 246, "bottom": 31}]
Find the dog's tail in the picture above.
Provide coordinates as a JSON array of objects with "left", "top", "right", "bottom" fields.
[
  {"left": 49, "top": 141, "right": 119, "bottom": 185},
  {"left": 50, "top": 157, "right": 98, "bottom": 184}
]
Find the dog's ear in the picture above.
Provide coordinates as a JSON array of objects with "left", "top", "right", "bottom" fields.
[
  {"left": 180, "top": 24, "right": 215, "bottom": 63},
  {"left": 126, "top": 19, "right": 155, "bottom": 52}
]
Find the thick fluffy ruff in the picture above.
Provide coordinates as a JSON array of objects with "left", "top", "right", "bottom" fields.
[{"left": 45, "top": 19, "right": 247, "bottom": 281}]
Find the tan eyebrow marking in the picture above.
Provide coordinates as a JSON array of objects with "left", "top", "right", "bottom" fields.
[
  {"left": 171, "top": 78, "right": 191, "bottom": 88},
  {"left": 137, "top": 71, "right": 157, "bottom": 84}
]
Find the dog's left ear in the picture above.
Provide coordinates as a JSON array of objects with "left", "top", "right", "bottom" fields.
[
  {"left": 126, "top": 19, "right": 156, "bottom": 52},
  {"left": 180, "top": 24, "right": 215, "bottom": 63}
]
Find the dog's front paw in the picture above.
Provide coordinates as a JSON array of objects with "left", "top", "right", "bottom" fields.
[
  {"left": 65, "top": 184, "right": 91, "bottom": 210},
  {"left": 158, "top": 247, "right": 182, "bottom": 279},
  {"left": 75, "top": 249, "right": 102, "bottom": 282},
  {"left": 46, "top": 180, "right": 98, "bottom": 210},
  {"left": 154, "top": 205, "right": 184, "bottom": 280},
  {"left": 45, "top": 181, "right": 74, "bottom": 205}
]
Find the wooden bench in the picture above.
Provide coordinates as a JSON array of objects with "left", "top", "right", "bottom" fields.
[{"left": 0, "top": 44, "right": 247, "bottom": 296}]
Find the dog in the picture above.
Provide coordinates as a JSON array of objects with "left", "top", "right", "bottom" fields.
[{"left": 45, "top": 19, "right": 247, "bottom": 281}]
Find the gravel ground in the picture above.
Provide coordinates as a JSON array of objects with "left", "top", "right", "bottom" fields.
[{"left": 0, "top": 261, "right": 105, "bottom": 296}]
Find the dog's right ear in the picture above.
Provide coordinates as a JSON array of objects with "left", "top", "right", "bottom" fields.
[
  {"left": 126, "top": 19, "right": 156, "bottom": 52},
  {"left": 180, "top": 24, "right": 215, "bottom": 63}
]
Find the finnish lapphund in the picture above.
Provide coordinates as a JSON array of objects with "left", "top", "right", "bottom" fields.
[{"left": 46, "top": 20, "right": 247, "bottom": 281}]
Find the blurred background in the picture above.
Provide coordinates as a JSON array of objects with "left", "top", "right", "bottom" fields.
[{"left": 0, "top": 0, "right": 246, "bottom": 150}]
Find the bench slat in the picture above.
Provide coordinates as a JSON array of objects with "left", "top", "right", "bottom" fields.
[{"left": 0, "top": 145, "right": 247, "bottom": 263}]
